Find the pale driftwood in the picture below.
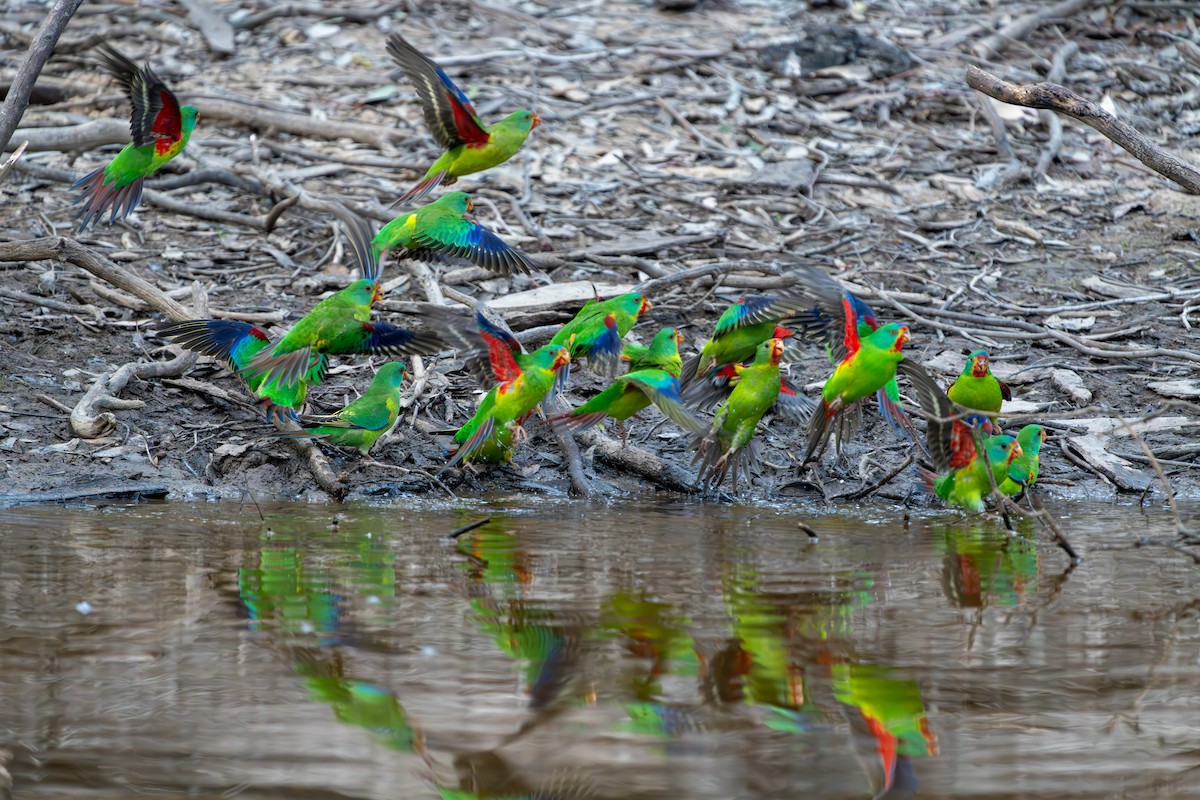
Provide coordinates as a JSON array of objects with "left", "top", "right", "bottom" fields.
[
  {"left": 0, "top": 237, "right": 193, "bottom": 319},
  {"left": 488, "top": 281, "right": 634, "bottom": 313},
  {"left": 0, "top": 0, "right": 87, "bottom": 153},
  {"left": 10, "top": 118, "right": 129, "bottom": 152},
  {"left": 0, "top": 140, "right": 27, "bottom": 186},
  {"left": 194, "top": 97, "right": 405, "bottom": 150},
  {"left": 965, "top": 65, "right": 1200, "bottom": 195}
]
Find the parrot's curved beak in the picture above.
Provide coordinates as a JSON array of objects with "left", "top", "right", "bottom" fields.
[
  {"left": 373, "top": 283, "right": 385, "bottom": 303},
  {"left": 466, "top": 198, "right": 474, "bottom": 213},
  {"left": 531, "top": 111, "right": 542, "bottom": 129},
  {"left": 639, "top": 296, "right": 652, "bottom": 314},
  {"left": 894, "top": 326, "right": 910, "bottom": 351}
]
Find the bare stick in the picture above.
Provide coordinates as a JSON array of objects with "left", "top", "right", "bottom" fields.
[
  {"left": 0, "top": 141, "right": 27, "bottom": 186},
  {"left": 194, "top": 97, "right": 404, "bottom": 151},
  {"left": 965, "top": 65, "right": 1200, "bottom": 194},
  {"left": 0, "top": 0, "right": 87, "bottom": 153}
]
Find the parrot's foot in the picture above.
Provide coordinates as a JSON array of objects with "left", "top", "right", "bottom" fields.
[{"left": 510, "top": 423, "right": 529, "bottom": 444}]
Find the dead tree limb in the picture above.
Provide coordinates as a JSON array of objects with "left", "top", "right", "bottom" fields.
[
  {"left": 0, "top": 0, "right": 87, "bottom": 154},
  {"left": 965, "top": 65, "right": 1200, "bottom": 195}
]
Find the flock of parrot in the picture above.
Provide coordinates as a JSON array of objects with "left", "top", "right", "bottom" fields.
[{"left": 67, "top": 36, "right": 1048, "bottom": 512}]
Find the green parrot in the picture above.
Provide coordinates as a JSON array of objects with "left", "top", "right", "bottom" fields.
[
  {"left": 238, "top": 218, "right": 442, "bottom": 397},
  {"left": 450, "top": 343, "right": 569, "bottom": 465},
  {"left": 281, "top": 362, "right": 406, "bottom": 454},
  {"left": 550, "top": 291, "right": 651, "bottom": 377},
  {"left": 788, "top": 267, "right": 921, "bottom": 446},
  {"left": 691, "top": 337, "right": 786, "bottom": 492},
  {"left": 946, "top": 349, "right": 1011, "bottom": 431},
  {"left": 680, "top": 295, "right": 810, "bottom": 388},
  {"left": 622, "top": 327, "right": 684, "bottom": 377},
  {"left": 904, "top": 365, "right": 1023, "bottom": 513},
  {"left": 387, "top": 34, "right": 540, "bottom": 205},
  {"left": 372, "top": 191, "right": 534, "bottom": 275},
  {"left": 928, "top": 434, "right": 1022, "bottom": 513},
  {"left": 547, "top": 368, "right": 706, "bottom": 445},
  {"left": 73, "top": 44, "right": 199, "bottom": 230},
  {"left": 995, "top": 424, "right": 1046, "bottom": 496},
  {"left": 161, "top": 218, "right": 437, "bottom": 420},
  {"left": 429, "top": 305, "right": 570, "bottom": 465},
  {"left": 155, "top": 317, "right": 315, "bottom": 423},
  {"left": 800, "top": 294, "right": 916, "bottom": 465}
]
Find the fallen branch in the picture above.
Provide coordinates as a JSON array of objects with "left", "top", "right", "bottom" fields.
[
  {"left": 194, "top": 96, "right": 405, "bottom": 151},
  {"left": 577, "top": 430, "right": 695, "bottom": 493},
  {"left": 965, "top": 65, "right": 1200, "bottom": 194},
  {"left": 0, "top": 140, "right": 27, "bottom": 186},
  {"left": 0, "top": 0, "right": 87, "bottom": 153}
]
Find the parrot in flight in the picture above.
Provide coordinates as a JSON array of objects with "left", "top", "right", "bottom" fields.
[
  {"left": 799, "top": 293, "right": 916, "bottom": 466},
  {"left": 691, "top": 337, "right": 788, "bottom": 492},
  {"left": 281, "top": 362, "right": 408, "bottom": 455},
  {"left": 387, "top": 34, "right": 541, "bottom": 205},
  {"left": 679, "top": 295, "right": 812, "bottom": 390},
  {"left": 550, "top": 291, "right": 651, "bottom": 378},
  {"left": 160, "top": 217, "right": 440, "bottom": 421},
  {"left": 788, "top": 267, "right": 918, "bottom": 448},
  {"left": 73, "top": 44, "right": 199, "bottom": 230},
  {"left": 549, "top": 328, "right": 704, "bottom": 445},
  {"left": 946, "top": 349, "right": 1011, "bottom": 432},
  {"left": 425, "top": 305, "right": 570, "bottom": 465},
  {"left": 372, "top": 191, "right": 534, "bottom": 275}
]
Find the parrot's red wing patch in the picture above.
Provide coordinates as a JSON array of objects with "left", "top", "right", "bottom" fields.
[
  {"left": 948, "top": 420, "right": 977, "bottom": 469},
  {"left": 999, "top": 380, "right": 1013, "bottom": 401},
  {"left": 840, "top": 295, "right": 861, "bottom": 359},
  {"left": 151, "top": 86, "right": 183, "bottom": 143},
  {"left": 482, "top": 331, "right": 522, "bottom": 384},
  {"left": 447, "top": 91, "right": 490, "bottom": 144}
]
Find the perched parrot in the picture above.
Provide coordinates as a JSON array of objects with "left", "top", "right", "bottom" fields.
[
  {"left": 679, "top": 295, "right": 810, "bottom": 388},
  {"left": 428, "top": 304, "right": 570, "bottom": 465},
  {"left": 547, "top": 369, "right": 706, "bottom": 445},
  {"left": 72, "top": 44, "right": 199, "bottom": 230},
  {"left": 550, "top": 291, "right": 651, "bottom": 378},
  {"left": 789, "top": 268, "right": 917, "bottom": 444},
  {"left": 281, "top": 362, "right": 407, "bottom": 454},
  {"left": 691, "top": 337, "right": 786, "bottom": 492},
  {"left": 925, "top": 435, "right": 1022, "bottom": 514},
  {"left": 995, "top": 424, "right": 1046, "bottom": 497},
  {"left": 623, "top": 327, "right": 684, "bottom": 378},
  {"left": 906, "top": 370, "right": 1023, "bottom": 513},
  {"left": 372, "top": 191, "right": 533, "bottom": 275},
  {"left": 947, "top": 349, "right": 1011, "bottom": 431},
  {"left": 239, "top": 218, "right": 442, "bottom": 396},
  {"left": 387, "top": 34, "right": 541, "bottom": 205},
  {"left": 799, "top": 295, "right": 916, "bottom": 465}
]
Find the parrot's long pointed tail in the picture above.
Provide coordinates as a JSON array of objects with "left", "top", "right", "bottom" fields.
[
  {"left": 547, "top": 410, "right": 606, "bottom": 435},
  {"left": 72, "top": 168, "right": 144, "bottom": 232},
  {"left": 393, "top": 169, "right": 449, "bottom": 207},
  {"left": 445, "top": 414, "right": 496, "bottom": 470},
  {"left": 801, "top": 401, "right": 833, "bottom": 465}
]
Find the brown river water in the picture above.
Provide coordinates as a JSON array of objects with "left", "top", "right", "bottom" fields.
[{"left": 1, "top": 499, "right": 1198, "bottom": 799}]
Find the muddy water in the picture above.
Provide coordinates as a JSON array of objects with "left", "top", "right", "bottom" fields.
[{"left": 0, "top": 500, "right": 1197, "bottom": 799}]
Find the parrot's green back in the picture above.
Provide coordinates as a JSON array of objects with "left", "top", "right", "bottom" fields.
[
  {"left": 297, "top": 362, "right": 405, "bottom": 454},
  {"left": 697, "top": 319, "right": 777, "bottom": 377},
  {"left": 427, "top": 110, "right": 538, "bottom": 180},
  {"left": 624, "top": 328, "right": 683, "bottom": 378},
  {"left": 716, "top": 356, "right": 781, "bottom": 452},
  {"left": 455, "top": 387, "right": 513, "bottom": 463},
  {"left": 372, "top": 192, "right": 469, "bottom": 255},
  {"left": 272, "top": 280, "right": 377, "bottom": 356},
  {"left": 104, "top": 106, "right": 198, "bottom": 185}
]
